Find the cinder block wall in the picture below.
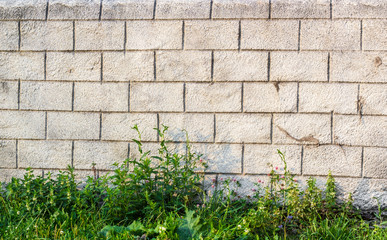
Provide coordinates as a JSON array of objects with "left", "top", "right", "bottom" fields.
[{"left": 0, "top": 0, "right": 386, "bottom": 209}]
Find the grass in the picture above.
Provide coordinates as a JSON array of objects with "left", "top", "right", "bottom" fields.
[{"left": 0, "top": 125, "right": 386, "bottom": 239}]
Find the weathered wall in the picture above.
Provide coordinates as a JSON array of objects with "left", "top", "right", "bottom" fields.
[{"left": 0, "top": 0, "right": 386, "bottom": 209}]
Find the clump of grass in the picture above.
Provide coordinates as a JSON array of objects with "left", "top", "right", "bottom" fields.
[{"left": 0, "top": 126, "right": 386, "bottom": 239}]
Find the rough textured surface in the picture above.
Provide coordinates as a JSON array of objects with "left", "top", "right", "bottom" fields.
[
  {"left": 102, "top": 0, "right": 154, "bottom": 19},
  {"left": 363, "top": 147, "right": 387, "bottom": 178},
  {"left": 73, "top": 141, "right": 128, "bottom": 169},
  {"left": 215, "top": 114, "right": 271, "bottom": 143},
  {"left": 185, "top": 20, "right": 239, "bottom": 49},
  {"left": 272, "top": 0, "right": 330, "bottom": 19},
  {"left": 101, "top": 113, "right": 157, "bottom": 141},
  {"left": 244, "top": 144, "right": 302, "bottom": 174},
  {"left": 157, "top": 51, "right": 211, "bottom": 81},
  {"left": 20, "top": 82, "right": 72, "bottom": 111},
  {"left": 75, "top": 21, "right": 124, "bottom": 50},
  {"left": 241, "top": 20, "right": 299, "bottom": 50},
  {"left": 301, "top": 20, "right": 361, "bottom": 50},
  {"left": 47, "top": 112, "right": 100, "bottom": 140},
  {"left": 103, "top": 52, "right": 154, "bottom": 81},
  {"left": 130, "top": 83, "right": 184, "bottom": 112},
  {"left": 186, "top": 83, "right": 241, "bottom": 112},
  {"left": 299, "top": 83, "right": 358, "bottom": 114},
  {"left": 243, "top": 82, "right": 297, "bottom": 113},
  {"left": 74, "top": 82, "right": 128, "bottom": 111},
  {"left": 212, "top": 0, "right": 269, "bottom": 19},
  {"left": 0, "top": 0, "right": 46, "bottom": 20},
  {"left": 334, "top": 115, "right": 386, "bottom": 147},
  {"left": 46, "top": 52, "right": 101, "bottom": 81},
  {"left": 303, "top": 145, "right": 362, "bottom": 177},
  {"left": 0, "top": 140, "right": 16, "bottom": 168},
  {"left": 363, "top": 20, "right": 387, "bottom": 51},
  {"left": 330, "top": 52, "right": 387, "bottom": 83},
  {"left": 0, "top": 81, "right": 18, "bottom": 109},
  {"left": 0, "top": 21, "right": 18, "bottom": 50},
  {"left": 359, "top": 84, "right": 387, "bottom": 115},
  {"left": 48, "top": 0, "right": 100, "bottom": 19},
  {"left": 18, "top": 140, "right": 72, "bottom": 169},
  {"left": 156, "top": 0, "right": 211, "bottom": 19},
  {"left": 21, "top": 21, "right": 73, "bottom": 51},
  {"left": 0, "top": 111, "right": 45, "bottom": 139},
  {"left": 0, "top": 52, "right": 44, "bottom": 80},
  {"left": 273, "top": 114, "right": 331, "bottom": 145},
  {"left": 126, "top": 21, "right": 182, "bottom": 50},
  {"left": 159, "top": 113, "right": 214, "bottom": 142},
  {"left": 270, "top": 52, "right": 328, "bottom": 82},
  {"left": 0, "top": 0, "right": 386, "bottom": 209},
  {"left": 213, "top": 51, "right": 267, "bottom": 81}
]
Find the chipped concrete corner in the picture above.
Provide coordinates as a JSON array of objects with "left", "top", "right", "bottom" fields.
[{"left": 0, "top": 0, "right": 386, "bottom": 210}]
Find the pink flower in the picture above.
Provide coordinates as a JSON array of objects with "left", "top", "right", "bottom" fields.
[
  {"left": 199, "top": 159, "right": 203, "bottom": 163},
  {"left": 220, "top": 177, "right": 223, "bottom": 181},
  {"left": 212, "top": 178, "right": 216, "bottom": 183},
  {"left": 252, "top": 188, "right": 256, "bottom": 192},
  {"left": 275, "top": 167, "right": 279, "bottom": 170},
  {"left": 233, "top": 178, "right": 237, "bottom": 182},
  {"left": 257, "top": 179, "right": 261, "bottom": 183},
  {"left": 211, "top": 185, "right": 215, "bottom": 188},
  {"left": 280, "top": 175, "right": 285, "bottom": 179}
]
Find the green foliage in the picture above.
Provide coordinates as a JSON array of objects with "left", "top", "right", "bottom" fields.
[{"left": 0, "top": 127, "right": 386, "bottom": 239}]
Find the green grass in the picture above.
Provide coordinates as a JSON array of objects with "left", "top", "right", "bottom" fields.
[{"left": 1, "top": 126, "right": 386, "bottom": 239}]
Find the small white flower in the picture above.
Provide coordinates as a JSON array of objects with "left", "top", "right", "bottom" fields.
[
  {"left": 60, "top": 230, "right": 64, "bottom": 235},
  {"left": 244, "top": 229, "right": 250, "bottom": 233},
  {"left": 17, "top": 211, "right": 20, "bottom": 215},
  {"left": 237, "top": 225, "right": 242, "bottom": 229}
]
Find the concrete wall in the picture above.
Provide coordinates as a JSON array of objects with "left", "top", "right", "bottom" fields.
[{"left": 0, "top": 0, "right": 386, "bottom": 209}]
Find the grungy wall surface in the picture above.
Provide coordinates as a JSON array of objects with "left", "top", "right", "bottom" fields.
[{"left": 0, "top": 0, "right": 386, "bottom": 209}]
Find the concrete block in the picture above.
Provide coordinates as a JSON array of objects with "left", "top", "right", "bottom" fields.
[
  {"left": 244, "top": 144, "right": 302, "bottom": 174},
  {"left": 215, "top": 114, "right": 271, "bottom": 143},
  {"left": 270, "top": 52, "right": 328, "bottom": 82},
  {"left": 75, "top": 21, "right": 124, "bottom": 50},
  {"left": 0, "top": 52, "right": 44, "bottom": 80},
  {"left": 0, "top": 169, "right": 27, "bottom": 183},
  {"left": 212, "top": 0, "right": 269, "bottom": 19},
  {"left": 363, "top": 147, "right": 387, "bottom": 178},
  {"left": 102, "top": 0, "right": 154, "bottom": 19},
  {"left": 74, "top": 82, "right": 128, "bottom": 111},
  {"left": 241, "top": 20, "right": 298, "bottom": 50},
  {"left": 185, "top": 83, "right": 241, "bottom": 112},
  {"left": 130, "top": 83, "right": 184, "bottom": 112},
  {"left": 301, "top": 20, "right": 360, "bottom": 50},
  {"left": 363, "top": 20, "right": 387, "bottom": 51},
  {"left": 333, "top": 0, "right": 387, "bottom": 19},
  {"left": 334, "top": 115, "right": 386, "bottom": 147},
  {"left": 330, "top": 52, "right": 387, "bottom": 83},
  {"left": 47, "top": 112, "right": 100, "bottom": 140},
  {"left": 74, "top": 141, "right": 128, "bottom": 169},
  {"left": 101, "top": 113, "right": 157, "bottom": 141},
  {"left": 21, "top": 21, "right": 73, "bottom": 50},
  {"left": 359, "top": 84, "right": 387, "bottom": 115},
  {"left": 126, "top": 20, "right": 182, "bottom": 49},
  {"left": 299, "top": 83, "right": 358, "bottom": 114},
  {"left": 243, "top": 82, "right": 297, "bottom": 113},
  {"left": 303, "top": 145, "right": 362, "bottom": 177},
  {"left": 192, "top": 143, "right": 242, "bottom": 173},
  {"left": 0, "top": 81, "right": 18, "bottom": 109},
  {"left": 0, "top": 140, "right": 16, "bottom": 168},
  {"left": 272, "top": 0, "right": 330, "bottom": 19},
  {"left": 156, "top": 0, "right": 211, "bottom": 19},
  {"left": 185, "top": 20, "right": 239, "bottom": 49},
  {"left": 48, "top": 0, "right": 100, "bottom": 19},
  {"left": 0, "top": 0, "right": 46, "bottom": 20},
  {"left": 0, "top": 111, "right": 45, "bottom": 139},
  {"left": 156, "top": 51, "right": 211, "bottom": 81},
  {"left": 103, "top": 52, "right": 154, "bottom": 81},
  {"left": 46, "top": 52, "right": 101, "bottom": 81},
  {"left": 18, "top": 140, "right": 72, "bottom": 169},
  {"left": 20, "top": 82, "right": 72, "bottom": 111},
  {"left": 273, "top": 113, "right": 331, "bottom": 144},
  {"left": 159, "top": 113, "right": 214, "bottom": 142},
  {"left": 214, "top": 51, "right": 267, "bottom": 81},
  {"left": 0, "top": 21, "right": 18, "bottom": 50}
]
